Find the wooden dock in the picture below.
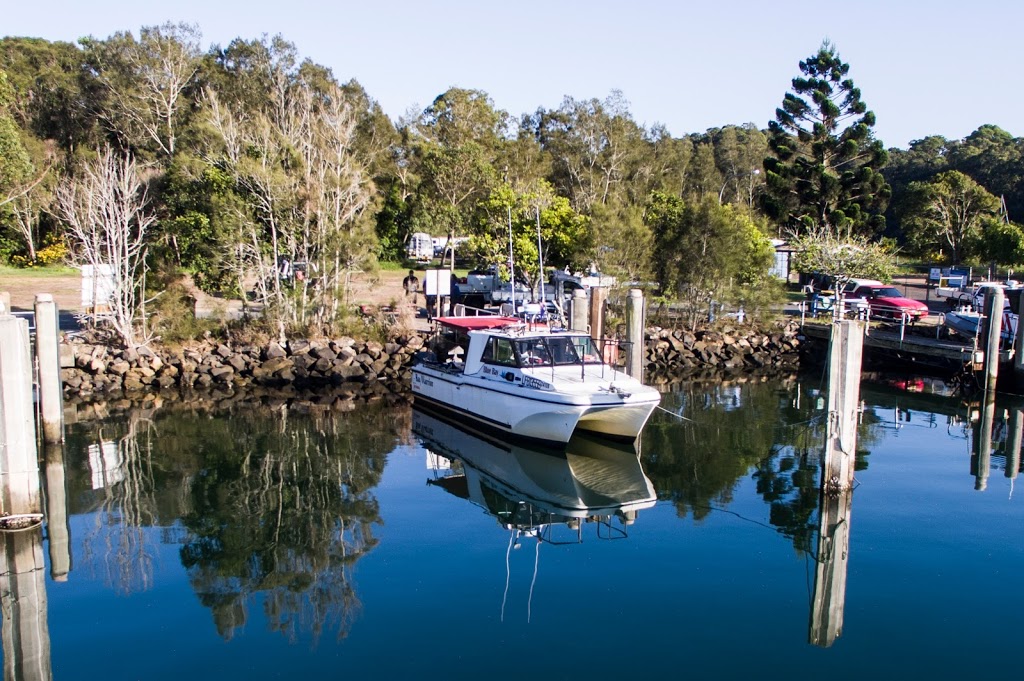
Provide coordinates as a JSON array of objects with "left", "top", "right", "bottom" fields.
[{"left": 800, "top": 320, "right": 1012, "bottom": 368}]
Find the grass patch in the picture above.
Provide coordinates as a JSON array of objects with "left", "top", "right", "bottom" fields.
[{"left": 0, "top": 264, "right": 79, "bottom": 278}]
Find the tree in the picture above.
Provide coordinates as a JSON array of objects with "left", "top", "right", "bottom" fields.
[
  {"left": 901, "top": 170, "right": 999, "bottom": 264},
  {"left": 763, "top": 41, "right": 890, "bottom": 235},
  {"left": 790, "top": 226, "right": 896, "bottom": 299},
  {"left": 646, "top": 192, "right": 775, "bottom": 328},
  {"left": 54, "top": 146, "right": 155, "bottom": 347},
  {"left": 82, "top": 23, "right": 202, "bottom": 160}
]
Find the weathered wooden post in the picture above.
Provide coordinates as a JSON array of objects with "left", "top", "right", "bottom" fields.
[
  {"left": 43, "top": 443, "right": 71, "bottom": 581},
  {"left": 625, "top": 289, "right": 645, "bottom": 380},
  {"left": 34, "top": 294, "right": 64, "bottom": 444},
  {"left": 0, "top": 310, "right": 41, "bottom": 516},
  {"left": 589, "top": 285, "right": 607, "bottom": 344},
  {"left": 809, "top": 485, "right": 853, "bottom": 647},
  {"left": 823, "top": 320, "right": 865, "bottom": 492},
  {"left": 809, "top": 319, "right": 864, "bottom": 648},
  {"left": 1013, "top": 291, "right": 1024, "bottom": 387},
  {"left": 972, "top": 393, "right": 995, "bottom": 491},
  {"left": 980, "top": 287, "right": 1004, "bottom": 392},
  {"left": 1006, "top": 407, "right": 1022, "bottom": 482},
  {"left": 0, "top": 530, "right": 51, "bottom": 680},
  {"left": 570, "top": 288, "right": 588, "bottom": 332}
]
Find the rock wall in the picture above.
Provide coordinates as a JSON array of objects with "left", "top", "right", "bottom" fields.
[
  {"left": 643, "top": 322, "right": 802, "bottom": 384},
  {"left": 61, "top": 334, "right": 424, "bottom": 401},
  {"left": 59, "top": 321, "right": 802, "bottom": 401}
]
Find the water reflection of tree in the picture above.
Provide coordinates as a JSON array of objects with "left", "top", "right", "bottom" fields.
[
  {"left": 178, "top": 404, "right": 408, "bottom": 642},
  {"left": 76, "top": 411, "right": 160, "bottom": 594},
  {"left": 65, "top": 399, "right": 410, "bottom": 642},
  {"left": 643, "top": 378, "right": 877, "bottom": 555}
]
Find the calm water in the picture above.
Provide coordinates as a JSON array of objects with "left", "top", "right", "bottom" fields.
[{"left": 3, "top": 375, "right": 1023, "bottom": 680}]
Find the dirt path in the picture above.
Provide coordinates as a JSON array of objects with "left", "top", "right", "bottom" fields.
[
  {"left": 0, "top": 270, "right": 82, "bottom": 312},
  {"left": 0, "top": 267, "right": 421, "bottom": 314}
]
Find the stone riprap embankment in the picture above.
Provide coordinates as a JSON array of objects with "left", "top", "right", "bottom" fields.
[
  {"left": 61, "top": 334, "right": 425, "bottom": 402},
  {"left": 59, "top": 321, "right": 801, "bottom": 402},
  {"left": 643, "top": 322, "right": 801, "bottom": 384}
]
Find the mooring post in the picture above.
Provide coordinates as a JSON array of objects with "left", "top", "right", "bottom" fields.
[
  {"left": 0, "top": 530, "right": 51, "bottom": 679},
  {"left": 625, "top": 289, "right": 645, "bottom": 381},
  {"left": 570, "top": 288, "right": 588, "bottom": 332},
  {"left": 589, "top": 286, "right": 607, "bottom": 345},
  {"left": 823, "top": 320, "right": 866, "bottom": 492},
  {"left": 809, "top": 485, "right": 853, "bottom": 647},
  {"left": 1006, "top": 408, "right": 1022, "bottom": 481},
  {"left": 34, "top": 294, "right": 64, "bottom": 444},
  {"left": 43, "top": 443, "right": 71, "bottom": 581},
  {"left": 0, "top": 312, "right": 41, "bottom": 516},
  {"left": 972, "top": 393, "right": 995, "bottom": 491},
  {"left": 980, "top": 287, "right": 1005, "bottom": 393},
  {"left": 809, "top": 318, "right": 864, "bottom": 648},
  {"left": 1014, "top": 291, "right": 1024, "bottom": 386}
]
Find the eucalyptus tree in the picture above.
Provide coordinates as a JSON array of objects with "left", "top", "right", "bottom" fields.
[
  {"left": 527, "top": 91, "right": 647, "bottom": 214},
  {"left": 946, "top": 125, "right": 1024, "bottom": 219},
  {"left": 713, "top": 124, "right": 767, "bottom": 208},
  {"left": 763, "top": 41, "right": 890, "bottom": 235},
  {"left": 0, "top": 37, "right": 103, "bottom": 154},
  {"left": 54, "top": 146, "right": 155, "bottom": 347},
  {"left": 82, "top": 23, "right": 203, "bottom": 161},
  {"left": 646, "top": 192, "right": 775, "bottom": 328},
  {"left": 410, "top": 87, "right": 505, "bottom": 267},
  {"left": 0, "top": 72, "right": 35, "bottom": 210},
  {"left": 900, "top": 170, "right": 1000, "bottom": 264},
  {"left": 200, "top": 37, "right": 378, "bottom": 325}
]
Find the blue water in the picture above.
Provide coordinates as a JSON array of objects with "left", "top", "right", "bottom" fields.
[{"left": 5, "top": 377, "right": 1023, "bottom": 680}]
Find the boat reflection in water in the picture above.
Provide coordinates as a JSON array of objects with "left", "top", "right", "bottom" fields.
[{"left": 413, "top": 407, "right": 656, "bottom": 545}]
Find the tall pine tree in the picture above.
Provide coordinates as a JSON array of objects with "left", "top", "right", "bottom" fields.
[{"left": 763, "top": 41, "right": 890, "bottom": 236}]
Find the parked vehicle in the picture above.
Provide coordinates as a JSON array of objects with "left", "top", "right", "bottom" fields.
[
  {"left": 842, "top": 279, "right": 928, "bottom": 321},
  {"left": 406, "top": 232, "right": 434, "bottom": 262}
]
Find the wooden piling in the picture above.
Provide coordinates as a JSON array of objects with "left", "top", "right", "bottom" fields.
[
  {"left": 625, "top": 289, "right": 645, "bottom": 380},
  {"left": 823, "top": 320, "right": 865, "bottom": 492},
  {"left": 972, "top": 393, "right": 995, "bottom": 491},
  {"left": 0, "top": 530, "right": 51, "bottom": 679},
  {"left": 0, "top": 313, "right": 41, "bottom": 516},
  {"left": 589, "top": 286, "right": 607, "bottom": 345},
  {"left": 809, "top": 486, "right": 853, "bottom": 647},
  {"left": 809, "top": 319, "right": 865, "bottom": 647},
  {"left": 980, "top": 287, "right": 1004, "bottom": 392},
  {"left": 43, "top": 443, "right": 71, "bottom": 581},
  {"left": 1014, "top": 291, "right": 1024, "bottom": 386},
  {"left": 570, "top": 288, "right": 588, "bottom": 332},
  {"left": 34, "top": 294, "right": 64, "bottom": 444}
]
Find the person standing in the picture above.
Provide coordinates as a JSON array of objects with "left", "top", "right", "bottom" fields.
[{"left": 403, "top": 269, "right": 419, "bottom": 305}]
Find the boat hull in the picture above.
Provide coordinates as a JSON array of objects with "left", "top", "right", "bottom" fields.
[{"left": 412, "top": 365, "right": 659, "bottom": 445}]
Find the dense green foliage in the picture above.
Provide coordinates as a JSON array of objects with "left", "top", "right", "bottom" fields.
[
  {"left": 763, "top": 41, "right": 890, "bottom": 236},
  {"left": 1, "top": 26, "right": 1022, "bottom": 336}
]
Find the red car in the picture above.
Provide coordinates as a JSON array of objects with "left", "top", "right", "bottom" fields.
[{"left": 843, "top": 279, "right": 929, "bottom": 321}]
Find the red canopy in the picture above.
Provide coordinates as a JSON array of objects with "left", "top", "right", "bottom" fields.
[{"left": 434, "top": 316, "right": 520, "bottom": 331}]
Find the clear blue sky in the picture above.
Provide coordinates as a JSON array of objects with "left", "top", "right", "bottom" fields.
[{"left": 8, "top": 1, "right": 1021, "bottom": 148}]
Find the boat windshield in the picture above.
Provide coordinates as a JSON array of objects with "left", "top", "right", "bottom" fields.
[{"left": 513, "top": 336, "right": 583, "bottom": 367}]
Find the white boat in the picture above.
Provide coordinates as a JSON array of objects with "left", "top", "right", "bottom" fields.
[
  {"left": 415, "top": 408, "right": 656, "bottom": 536},
  {"left": 412, "top": 315, "right": 661, "bottom": 445}
]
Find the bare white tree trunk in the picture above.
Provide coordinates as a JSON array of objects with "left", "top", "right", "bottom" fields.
[{"left": 54, "top": 147, "right": 155, "bottom": 347}]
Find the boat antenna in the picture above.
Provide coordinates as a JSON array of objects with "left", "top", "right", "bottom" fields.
[
  {"left": 508, "top": 203, "right": 516, "bottom": 310},
  {"left": 536, "top": 204, "right": 545, "bottom": 307}
]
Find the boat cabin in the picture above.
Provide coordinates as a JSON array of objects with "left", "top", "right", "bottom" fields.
[{"left": 425, "top": 316, "right": 603, "bottom": 372}]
